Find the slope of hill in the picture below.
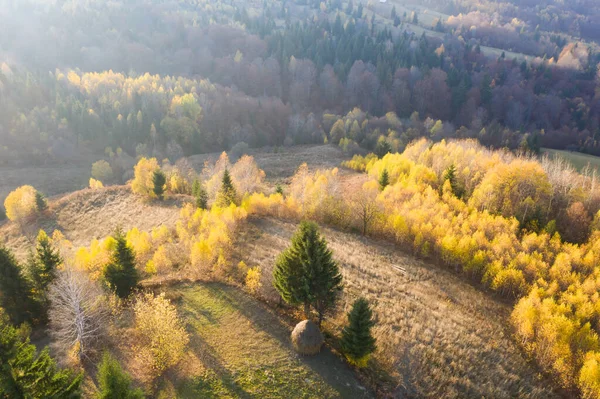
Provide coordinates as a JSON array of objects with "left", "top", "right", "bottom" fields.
[
  {"left": 0, "top": 186, "right": 183, "bottom": 259},
  {"left": 0, "top": 163, "right": 563, "bottom": 397},
  {"left": 236, "top": 217, "right": 560, "bottom": 398},
  {"left": 157, "top": 282, "right": 372, "bottom": 398}
]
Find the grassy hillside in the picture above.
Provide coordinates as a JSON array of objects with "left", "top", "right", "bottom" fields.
[
  {"left": 0, "top": 162, "right": 92, "bottom": 213},
  {"left": 0, "top": 186, "right": 183, "bottom": 259},
  {"left": 541, "top": 148, "right": 600, "bottom": 173},
  {"left": 187, "top": 145, "right": 349, "bottom": 181},
  {"left": 155, "top": 283, "right": 371, "bottom": 398},
  {"left": 0, "top": 145, "right": 567, "bottom": 397},
  {"left": 235, "top": 218, "right": 559, "bottom": 398}
]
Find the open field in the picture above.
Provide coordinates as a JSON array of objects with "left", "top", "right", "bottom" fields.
[
  {"left": 0, "top": 186, "right": 183, "bottom": 260},
  {"left": 235, "top": 217, "right": 561, "bottom": 398},
  {"left": 0, "top": 145, "right": 348, "bottom": 214},
  {"left": 187, "top": 145, "right": 349, "bottom": 182},
  {"left": 0, "top": 162, "right": 92, "bottom": 212},
  {"left": 541, "top": 148, "right": 600, "bottom": 173},
  {"left": 366, "top": 0, "right": 534, "bottom": 61},
  {"left": 152, "top": 282, "right": 372, "bottom": 398}
]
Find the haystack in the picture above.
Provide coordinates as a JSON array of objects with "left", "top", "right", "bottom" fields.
[{"left": 291, "top": 320, "right": 323, "bottom": 355}]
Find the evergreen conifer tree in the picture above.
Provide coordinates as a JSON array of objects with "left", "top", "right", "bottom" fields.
[
  {"left": 379, "top": 169, "right": 390, "bottom": 190},
  {"left": 340, "top": 297, "right": 376, "bottom": 367},
  {"left": 192, "top": 179, "right": 208, "bottom": 210},
  {"left": 443, "top": 164, "right": 463, "bottom": 198},
  {"left": 96, "top": 352, "right": 144, "bottom": 399},
  {"left": 374, "top": 138, "right": 392, "bottom": 158},
  {"left": 35, "top": 191, "right": 47, "bottom": 213},
  {"left": 216, "top": 169, "right": 237, "bottom": 207},
  {"left": 273, "top": 221, "right": 343, "bottom": 325},
  {"left": 0, "top": 310, "right": 82, "bottom": 397},
  {"left": 152, "top": 170, "right": 166, "bottom": 200},
  {"left": 104, "top": 228, "right": 139, "bottom": 298},
  {"left": 31, "top": 230, "right": 60, "bottom": 294},
  {"left": 191, "top": 179, "right": 201, "bottom": 197},
  {"left": 275, "top": 184, "right": 284, "bottom": 196},
  {"left": 26, "top": 231, "right": 61, "bottom": 317},
  {"left": 0, "top": 246, "right": 37, "bottom": 325}
]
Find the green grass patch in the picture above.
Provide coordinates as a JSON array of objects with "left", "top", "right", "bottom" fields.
[
  {"left": 541, "top": 148, "right": 600, "bottom": 173},
  {"left": 158, "top": 283, "right": 370, "bottom": 399}
]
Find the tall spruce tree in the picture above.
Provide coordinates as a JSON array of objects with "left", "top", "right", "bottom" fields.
[
  {"left": 0, "top": 310, "right": 82, "bottom": 398},
  {"left": 0, "top": 246, "right": 37, "bottom": 325},
  {"left": 443, "top": 164, "right": 463, "bottom": 198},
  {"left": 30, "top": 230, "right": 61, "bottom": 296},
  {"left": 340, "top": 297, "right": 377, "bottom": 367},
  {"left": 192, "top": 179, "right": 208, "bottom": 210},
  {"left": 216, "top": 169, "right": 237, "bottom": 207},
  {"left": 96, "top": 352, "right": 144, "bottom": 399},
  {"left": 35, "top": 191, "right": 48, "bottom": 213},
  {"left": 104, "top": 228, "right": 139, "bottom": 298},
  {"left": 191, "top": 179, "right": 201, "bottom": 197},
  {"left": 152, "top": 170, "right": 166, "bottom": 200},
  {"left": 273, "top": 221, "right": 343, "bottom": 325},
  {"left": 379, "top": 169, "right": 390, "bottom": 190}
]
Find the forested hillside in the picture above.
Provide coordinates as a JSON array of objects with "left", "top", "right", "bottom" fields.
[
  {"left": 2, "top": 0, "right": 600, "bottom": 170},
  {"left": 3, "top": 0, "right": 600, "bottom": 398}
]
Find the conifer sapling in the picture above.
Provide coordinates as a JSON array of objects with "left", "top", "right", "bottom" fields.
[
  {"left": 104, "top": 227, "right": 139, "bottom": 298},
  {"left": 216, "top": 169, "right": 237, "bottom": 207},
  {"left": 379, "top": 169, "right": 390, "bottom": 190},
  {"left": 152, "top": 169, "right": 166, "bottom": 200},
  {"left": 340, "top": 297, "right": 376, "bottom": 367},
  {"left": 96, "top": 352, "right": 144, "bottom": 399}
]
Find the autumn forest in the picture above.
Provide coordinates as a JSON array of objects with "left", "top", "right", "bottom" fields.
[{"left": 2, "top": 0, "right": 600, "bottom": 398}]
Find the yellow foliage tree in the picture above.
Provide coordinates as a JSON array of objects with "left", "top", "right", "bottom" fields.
[
  {"left": 89, "top": 178, "right": 104, "bottom": 189},
  {"left": 131, "top": 157, "right": 160, "bottom": 198},
  {"left": 4, "top": 185, "right": 39, "bottom": 222}
]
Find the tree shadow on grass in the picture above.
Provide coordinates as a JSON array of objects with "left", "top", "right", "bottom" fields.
[
  {"left": 197, "top": 282, "right": 374, "bottom": 398},
  {"left": 182, "top": 325, "right": 253, "bottom": 399}
]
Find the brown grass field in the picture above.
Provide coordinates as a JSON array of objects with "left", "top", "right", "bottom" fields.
[
  {"left": 235, "top": 218, "right": 560, "bottom": 398},
  {"left": 187, "top": 144, "right": 349, "bottom": 182},
  {"left": 0, "top": 186, "right": 183, "bottom": 260},
  {"left": 0, "top": 162, "right": 92, "bottom": 212}
]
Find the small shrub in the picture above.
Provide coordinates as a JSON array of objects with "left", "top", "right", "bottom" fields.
[
  {"left": 89, "top": 178, "right": 104, "bottom": 189},
  {"left": 245, "top": 266, "right": 262, "bottom": 295},
  {"left": 97, "top": 352, "right": 144, "bottom": 399},
  {"left": 133, "top": 293, "right": 189, "bottom": 381}
]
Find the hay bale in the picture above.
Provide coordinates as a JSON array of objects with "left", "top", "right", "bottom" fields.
[{"left": 291, "top": 320, "right": 324, "bottom": 355}]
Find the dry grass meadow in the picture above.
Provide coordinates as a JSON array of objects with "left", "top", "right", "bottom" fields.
[
  {"left": 0, "top": 186, "right": 183, "bottom": 260},
  {"left": 235, "top": 218, "right": 561, "bottom": 398},
  {"left": 188, "top": 145, "right": 350, "bottom": 181}
]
